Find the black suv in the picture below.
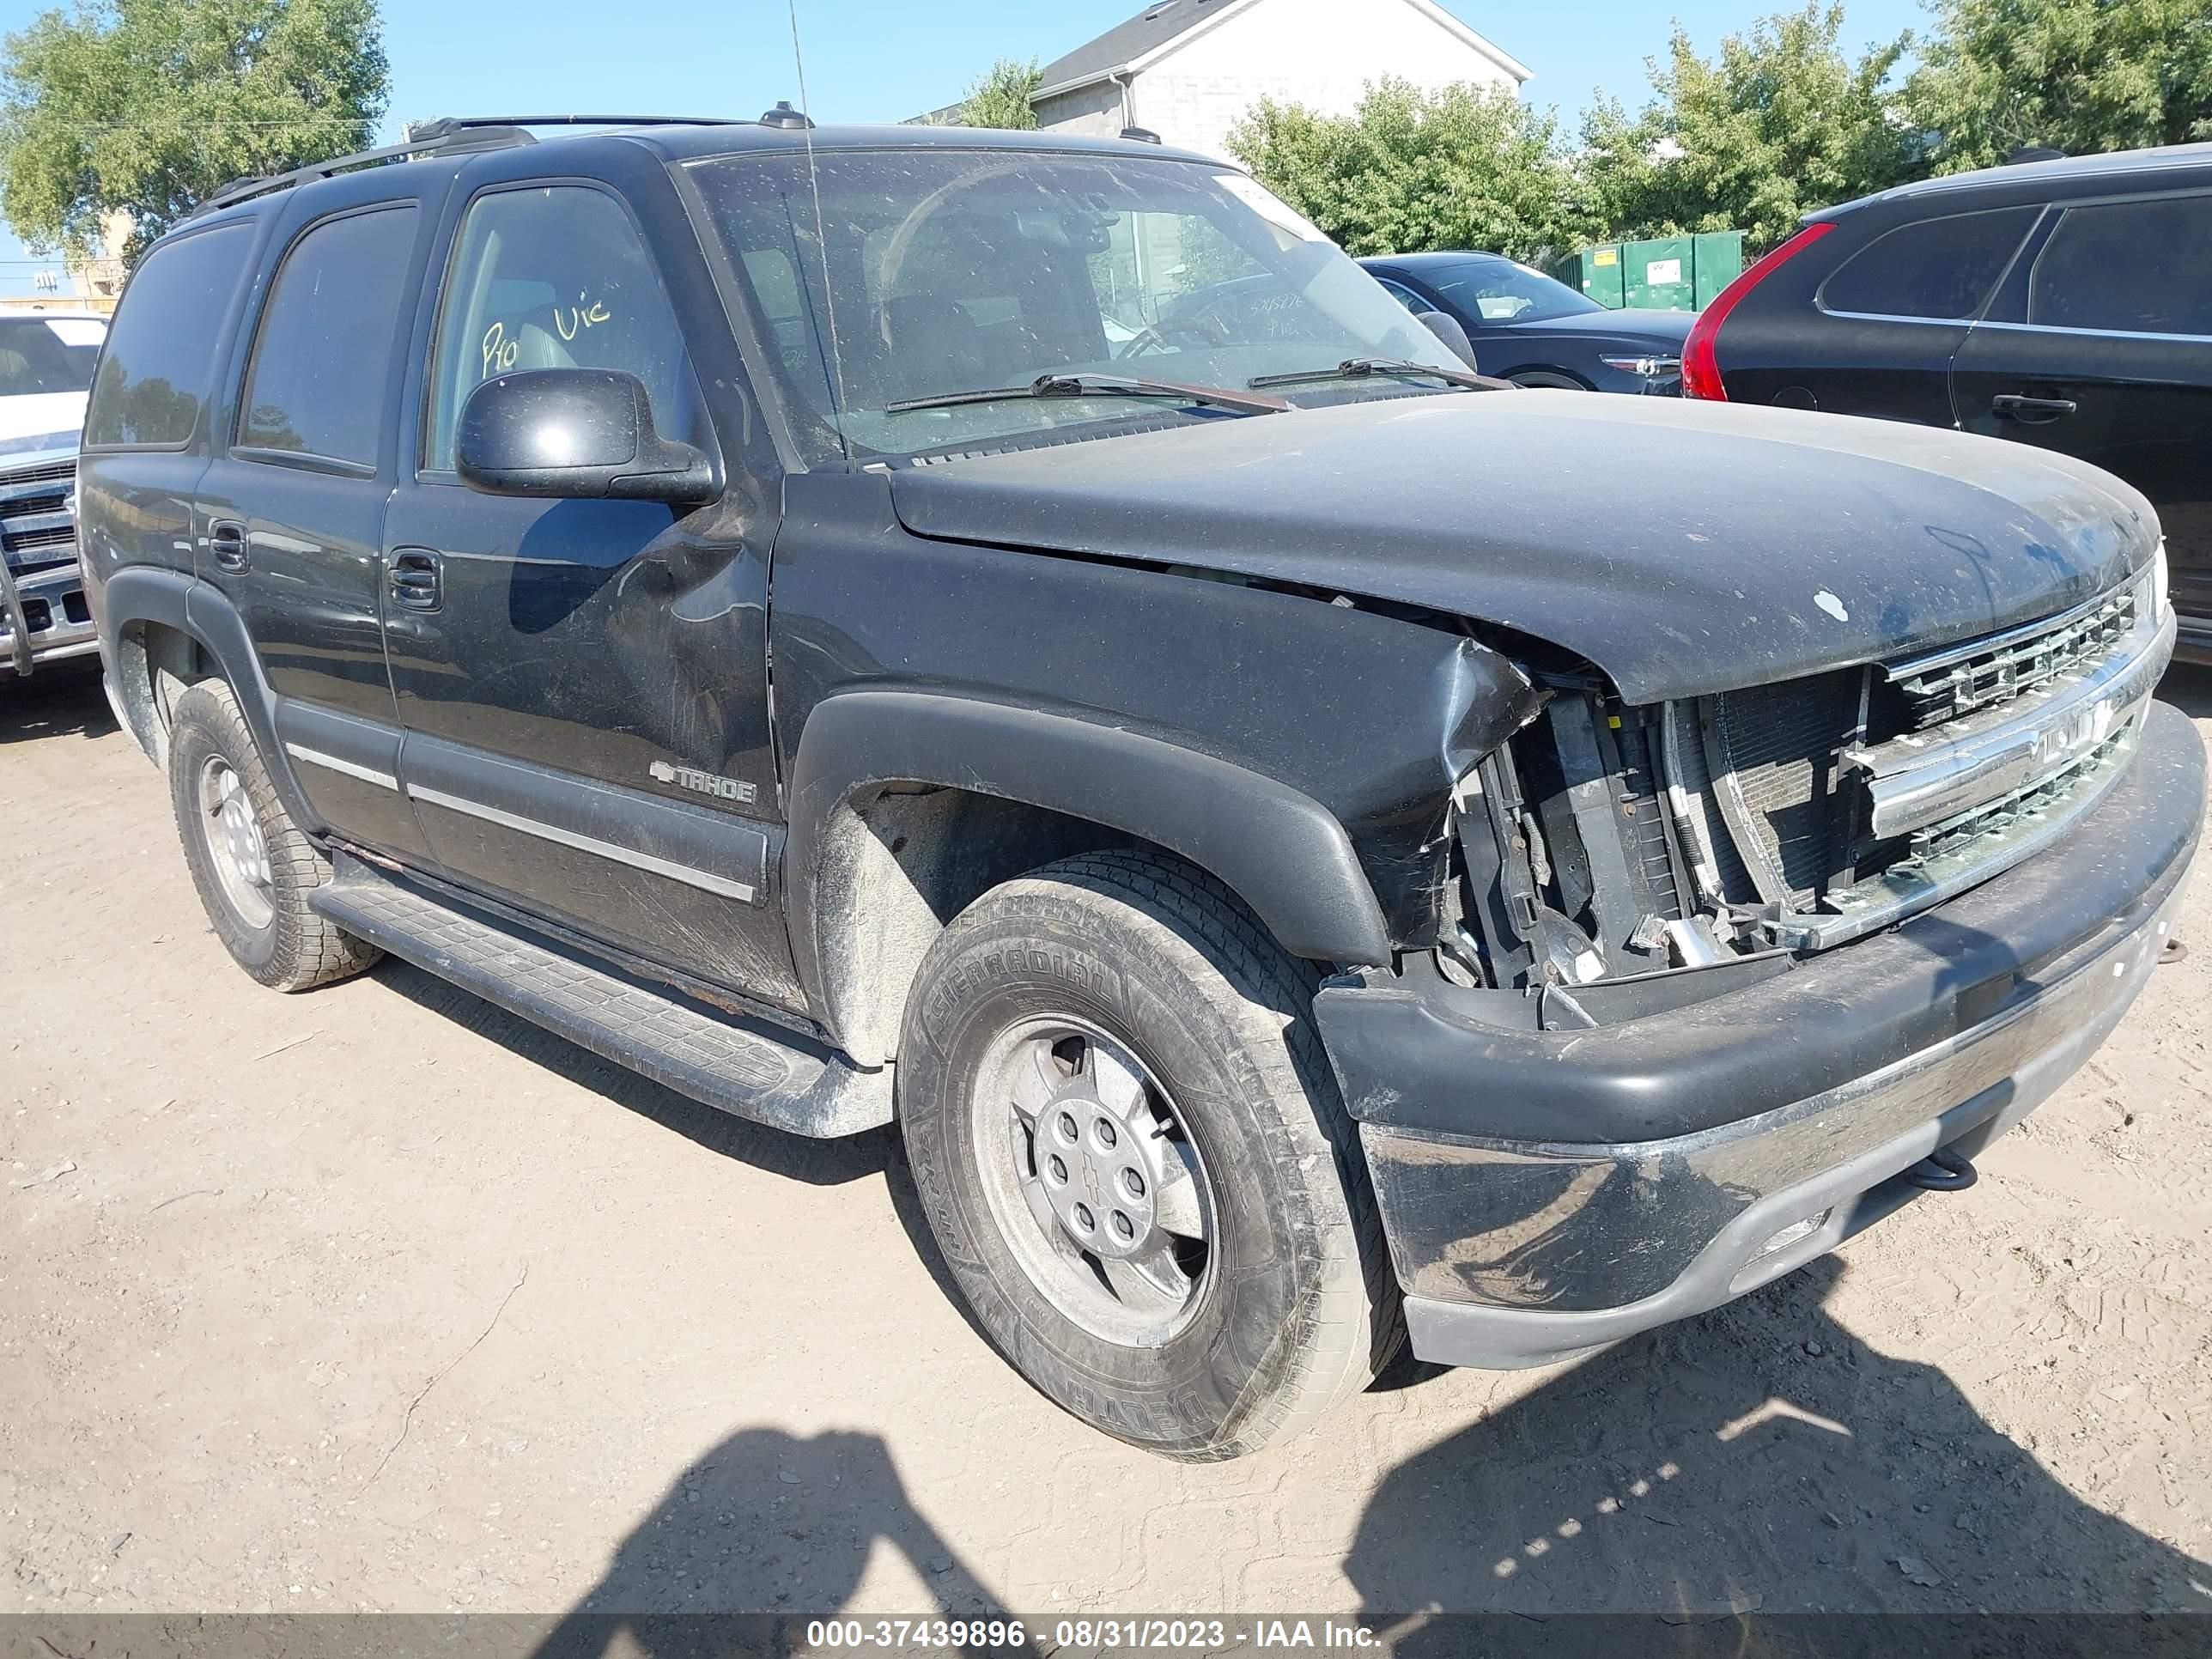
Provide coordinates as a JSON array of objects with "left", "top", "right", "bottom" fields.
[
  {"left": 1683, "top": 143, "right": 2212, "bottom": 659},
  {"left": 82, "top": 117, "right": 2200, "bottom": 1461}
]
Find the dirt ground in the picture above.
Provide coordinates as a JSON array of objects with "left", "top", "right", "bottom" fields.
[{"left": 3, "top": 662, "right": 2209, "bottom": 1628}]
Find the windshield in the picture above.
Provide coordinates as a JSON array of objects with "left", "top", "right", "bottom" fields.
[
  {"left": 0, "top": 315, "right": 105, "bottom": 398},
  {"left": 686, "top": 149, "right": 1463, "bottom": 462},
  {"left": 1419, "top": 258, "right": 1601, "bottom": 325}
]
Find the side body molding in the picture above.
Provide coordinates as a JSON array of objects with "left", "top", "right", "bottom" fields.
[
  {"left": 783, "top": 689, "right": 1395, "bottom": 1026},
  {"left": 100, "top": 566, "right": 325, "bottom": 837}
]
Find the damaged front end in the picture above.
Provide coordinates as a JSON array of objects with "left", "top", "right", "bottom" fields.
[
  {"left": 1316, "top": 555, "right": 2197, "bottom": 1356},
  {"left": 1429, "top": 558, "right": 2174, "bottom": 1030}
]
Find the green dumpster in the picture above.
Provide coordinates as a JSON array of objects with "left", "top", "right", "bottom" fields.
[
  {"left": 1553, "top": 243, "right": 1625, "bottom": 309},
  {"left": 1553, "top": 231, "right": 1748, "bottom": 311},
  {"left": 1624, "top": 235, "right": 1695, "bottom": 310},
  {"left": 1691, "top": 231, "right": 1746, "bottom": 307}
]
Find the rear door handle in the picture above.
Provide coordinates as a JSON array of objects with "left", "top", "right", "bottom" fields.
[
  {"left": 210, "top": 520, "right": 249, "bottom": 574},
  {"left": 388, "top": 547, "right": 442, "bottom": 612},
  {"left": 1990, "top": 393, "right": 2078, "bottom": 424}
]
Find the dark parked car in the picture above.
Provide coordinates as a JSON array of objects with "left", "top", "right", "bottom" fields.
[
  {"left": 1682, "top": 142, "right": 2212, "bottom": 659},
  {"left": 1360, "top": 251, "right": 1692, "bottom": 392},
  {"left": 82, "top": 117, "right": 2197, "bottom": 1461}
]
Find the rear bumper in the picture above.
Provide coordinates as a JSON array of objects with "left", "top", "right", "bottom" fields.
[
  {"left": 0, "top": 559, "right": 99, "bottom": 678},
  {"left": 1318, "top": 699, "right": 2204, "bottom": 1370}
]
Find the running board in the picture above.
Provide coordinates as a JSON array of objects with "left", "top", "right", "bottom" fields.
[{"left": 313, "top": 854, "right": 890, "bottom": 1137}]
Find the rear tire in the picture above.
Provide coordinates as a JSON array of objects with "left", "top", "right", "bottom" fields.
[
  {"left": 167, "top": 679, "right": 381, "bottom": 992},
  {"left": 897, "top": 850, "right": 1400, "bottom": 1460}
]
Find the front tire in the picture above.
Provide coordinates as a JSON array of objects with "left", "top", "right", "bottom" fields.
[
  {"left": 897, "top": 851, "right": 1399, "bottom": 1460},
  {"left": 167, "top": 679, "right": 380, "bottom": 992}
]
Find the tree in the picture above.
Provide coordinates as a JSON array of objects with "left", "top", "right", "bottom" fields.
[
  {"left": 953, "top": 58, "right": 1042, "bottom": 131},
  {"left": 1579, "top": 5, "right": 1918, "bottom": 252},
  {"left": 1228, "top": 79, "right": 1589, "bottom": 264},
  {"left": 0, "top": 0, "right": 388, "bottom": 264},
  {"left": 1905, "top": 0, "right": 2212, "bottom": 172}
]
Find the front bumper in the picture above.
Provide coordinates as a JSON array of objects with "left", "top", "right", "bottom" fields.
[
  {"left": 1317, "top": 698, "right": 2204, "bottom": 1370},
  {"left": 0, "top": 557, "right": 99, "bottom": 678}
]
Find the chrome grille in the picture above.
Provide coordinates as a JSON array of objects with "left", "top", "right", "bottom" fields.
[
  {"left": 0, "top": 457, "right": 78, "bottom": 575},
  {"left": 1886, "top": 586, "right": 2137, "bottom": 732},
  {"left": 0, "top": 459, "right": 74, "bottom": 489},
  {"left": 1667, "top": 568, "right": 2169, "bottom": 952},
  {"left": 1904, "top": 722, "right": 2136, "bottom": 866}
]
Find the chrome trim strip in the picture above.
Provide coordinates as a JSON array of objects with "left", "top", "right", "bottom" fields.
[
  {"left": 1850, "top": 606, "right": 2173, "bottom": 839},
  {"left": 1863, "top": 687, "right": 2155, "bottom": 841},
  {"left": 1784, "top": 711, "right": 2146, "bottom": 951},
  {"left": 1963, "top": 317, "right": 2212, "bottom": 348},
  {"left": 404, "top": 783, "right": 758, "bottom": 903},
  {"left": 284, "top": 743, "right": 398, "bottom": 792}
]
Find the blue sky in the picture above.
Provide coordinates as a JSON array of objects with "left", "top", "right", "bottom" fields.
[{"left": 0, "top": 0, "right": 1926, "bottom": 295}]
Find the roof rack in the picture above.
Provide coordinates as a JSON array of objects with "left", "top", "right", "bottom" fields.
[
  {"left": 187, "top": 112, "right": 756, "bottom": 221},
  {"left": 403, "top": 114, "right": 751, "bottom": 142},
  {"left": 191, "top": 125, "right": 536, "bottom": 217}
]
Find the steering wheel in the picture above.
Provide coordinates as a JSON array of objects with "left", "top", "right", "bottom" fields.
[{"left": 1115, "top": 304, "right": 1232, "bottom": 361}]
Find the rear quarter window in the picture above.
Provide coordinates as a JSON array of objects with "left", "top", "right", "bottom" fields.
[
  {"left": 84, "top": 221, "right": 254, "bottom": 449},
  {"left": 237, "top": 204, "right": 419, "bottom": 467},
  {"left": 1818, "top": 205, "right": 2042, "bottom": 320}
]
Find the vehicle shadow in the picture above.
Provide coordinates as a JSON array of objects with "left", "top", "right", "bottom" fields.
[
  {"left": 1343, "top": 1255, "right": 2212, "bottom": 1635},
  {"left": 529, "top": 1426, "right": 1015, "bottom": 1657},
  {"left": 371, "top": 960, "right": 896, "bottom": 1190},
  {"left": 0, "top": 661, "right": 114, "bottom": 744},
  {"left": 2157, "top": 662, "right": 2212, "bottom": 720},
  {"left": 381, "top": 945, "right": 988, "bottom": 1309}
]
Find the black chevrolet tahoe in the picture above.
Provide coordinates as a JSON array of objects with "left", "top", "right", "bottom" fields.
[{"left": 80, "top": 115, "right": 2202, "bottom": 1462}]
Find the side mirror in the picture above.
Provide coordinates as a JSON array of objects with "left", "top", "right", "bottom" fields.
[
  {"left": 456, "top": 368, "right": 720, "bottom": 505},
  {"left": 1416, "top": 309, "right": 1479, "bottom": 373}
]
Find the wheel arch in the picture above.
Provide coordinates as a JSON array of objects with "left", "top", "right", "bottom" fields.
[
  {"left": 100, "top": 567, "right": 323, "bottom": 835},
  {"left": 1507, "top": 366, "right": 1595, "bottom": 391},
  {"left": 785, "top": 690, "right": 1394, "bottom": 1066}
]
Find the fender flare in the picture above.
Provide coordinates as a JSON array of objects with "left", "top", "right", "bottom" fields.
[
  {"left": 100, "top": 566, "right": 325, "bottom": 836},
  {"left": 783, "top": 690, "right": 1395, "bottom": 1022}
]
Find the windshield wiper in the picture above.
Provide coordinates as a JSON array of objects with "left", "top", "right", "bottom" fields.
[
  {"left": 884, "top": 372, "right": 1291, "bottom": 417},
  {"left": 1248, "top": 358, "right": 1498, "bottom": 392}
]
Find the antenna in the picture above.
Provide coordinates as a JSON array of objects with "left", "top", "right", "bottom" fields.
[{"left": 786, "top": 0, "right": 853, "bottom": 460}]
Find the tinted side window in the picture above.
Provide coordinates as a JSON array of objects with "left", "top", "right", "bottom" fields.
[
  {"left": 238, "top": 205, "right": 419, "bottom": 465},
  {"left": 427, "top": 186, "right": 689, "bottom": 471},
  {"left": 1819, "top": 206, "right": 2040, "bottom": 320},
  {"left": 1372, "top": 276, "right": 1427, "bottom": 315},
  {"left": 2030, "top": 195, "right": 2212, "bottom": 337},
  {"left": 84, "top": 222, "right": 252, "bottom": 448}
]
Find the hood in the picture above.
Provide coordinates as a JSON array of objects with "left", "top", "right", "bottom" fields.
[
  {"left": 0, "top": 392, "right": 87, "bottom": 454},
  {"left": 1511, "top": 307, "right": 1692, "bottom": 346},
  {"left": 887, "top": 392, "right": 2156, "bottom": 703}
]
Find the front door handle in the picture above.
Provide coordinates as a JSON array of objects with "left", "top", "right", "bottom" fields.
[
  {"left": 210, "top": 520, "right": 249, "bottom": 574},
  {"left": 1990, "top": 393, "right": 2078, "bottom": 424},
  {"left": 389, "top": 548, "right": 442, "bottom": 612}
]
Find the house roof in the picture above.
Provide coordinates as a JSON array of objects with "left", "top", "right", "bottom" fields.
[
  {"left": 1036, "top": 0, "right": 1531, "bottom": 100},
  {"left": 1036, "top": 0, "right": 1238, "bottom": 95}
]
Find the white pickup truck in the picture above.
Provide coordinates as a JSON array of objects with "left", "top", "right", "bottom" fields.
[{"left": 0, "top": 309, "right": 106, "bottom": 678}]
